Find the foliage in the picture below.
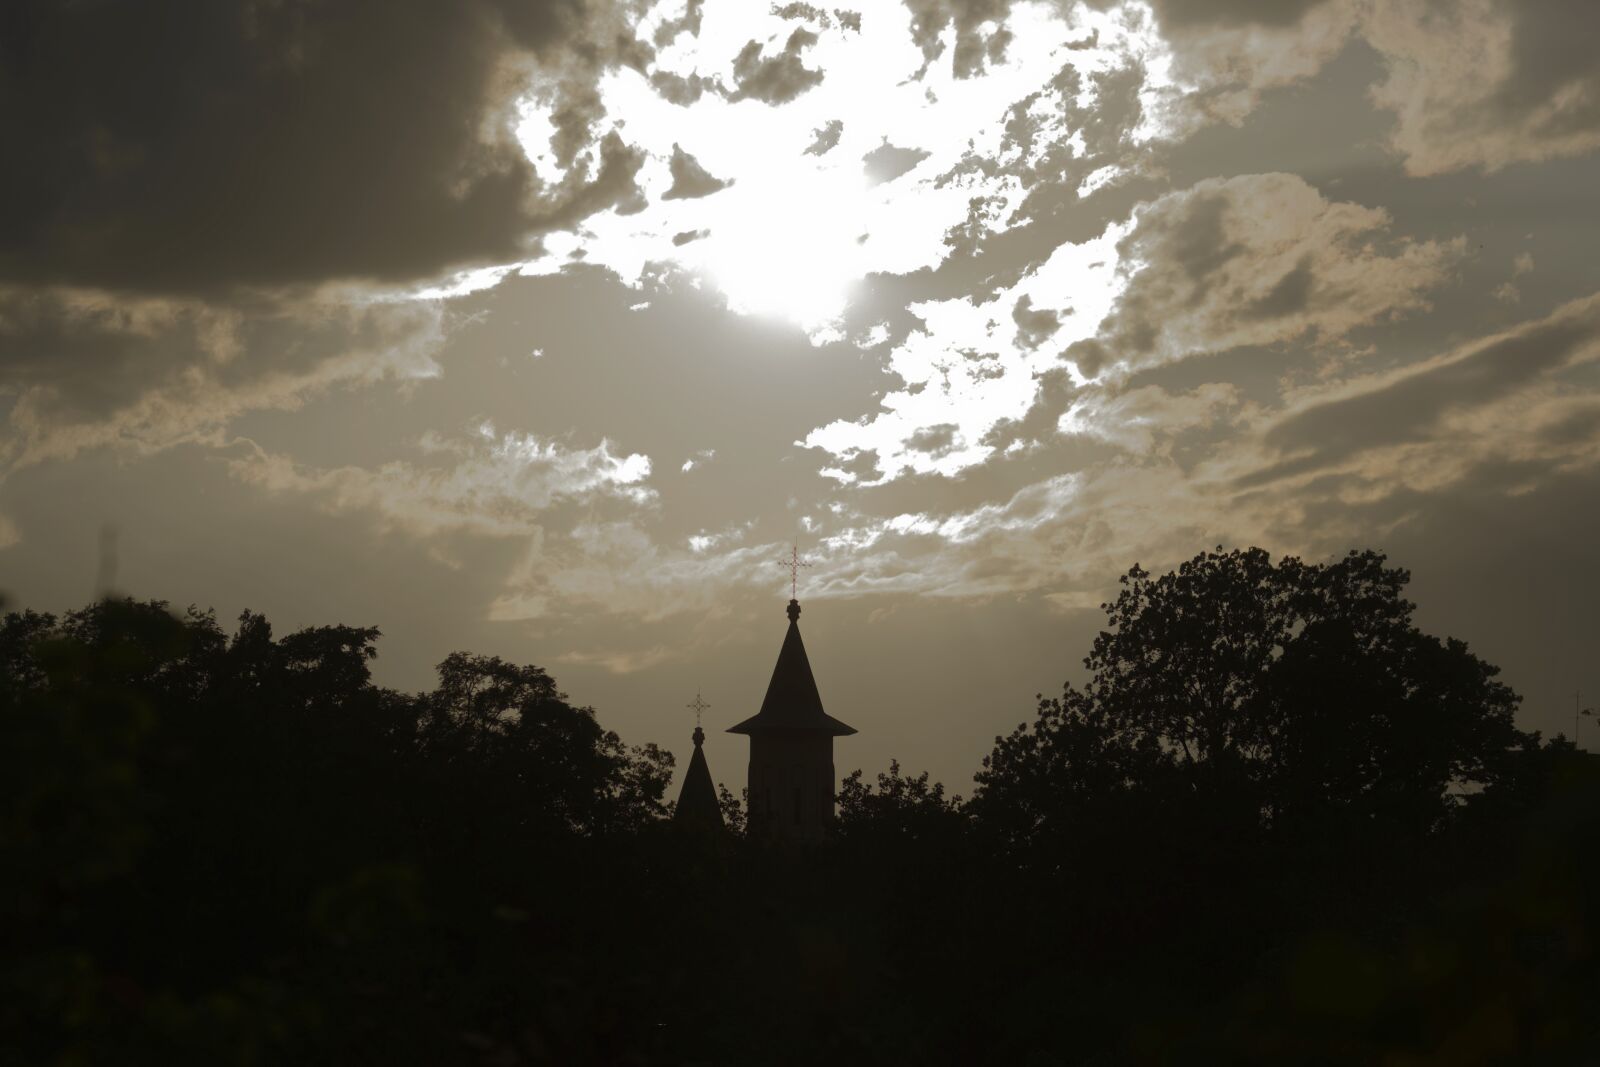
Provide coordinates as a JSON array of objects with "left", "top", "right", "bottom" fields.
[
  {"left": 1, "top": 549, "right": 1594, "bottom": 1066},
  {"left": 976, "top": 547, "right": 1526, "bottom": 850},
  {"left": 0, "top": 598, "right": 673, "bottom": 1065},
  {"left": 836, "top": 760, "right": 966, "bottom": 844},
  {"left": 716, "top": 782, "right": 747, "bottom": 834}
]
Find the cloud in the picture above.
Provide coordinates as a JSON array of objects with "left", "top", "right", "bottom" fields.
[
  {"left": 681, "top": 448, "right": 716, "bottom": 473},
  {"left": 1129, "top": 0, "right": 1358, "bottom": 133},
  {"left": 555, "top": 644, "right": 675, "bottom": 675},
  {"left": 806, "top": 459, "right": 1276, "bottom": 606},
  {"left": 902, "top": 0, "right": 1016, "bottom": 78},
  {"left": 804, "top": 120, "right": 845, "bottom": 155},
  {"left": 0, "top": 0, "right": 667, "bottom": 483},
  {"left": 805, "top": 292, "right": 1600, "bottom": 624},
  {"left": 662, "top": 144, "right": 732, "bottom": 200},
  {"left": 486, "top": 524, "right": 799, "bottom": 624},
  {"left": 651, "top": 0, "right": 706, "bottom": 45},
  {"left": 0, "top": 0, "right": 654, "bottom": 295},
  {"left": 1245, "top": 291, "right": 1600, "bottom": 487},
  {"left": 804, "top": 170, "right": 1456, "bottom": 485},
  {"left": 1061, "top": 382, "right": 1242, "bottom": 456},
  {"left": 1118, "top": 0, "right": 1600, "bottom": 174},
  {"left": 0, "top": 286, "right": 445, "bottom": 470},
  {"left": 803, "top": 213, "right": 1130, "bottom": 482},
  {"left": 1145, "top": 0, "right": 1332, "bottom": 30},
  {"left": 1011, "top": 295, "right": 1059, "bottom": 350},
  {"left": 518, "top": 1, "right": 1162, "bottom": 334},
  {"left": 1067, "top": 172, "right": 1462, "bottom": 378},
  {"left": 727, "top": 27, "right": 826, "bottom": 104},
  {"left": 903, "top": 423, "right": 962, "bottom": 457},
  {"left": 1365, "top": 0, "right": 1600, "bottom": 175},
  {"left": 863, "top": 141, "right": 932, "bottom": 185},
  {"left": 228, "top": 424, "right": 655, "bottom": 540}
]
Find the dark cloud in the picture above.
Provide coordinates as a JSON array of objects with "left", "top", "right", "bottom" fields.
[
  {"left": 863, "top": 141, "right": 931, "bottom": 185},
  {"left": 904, "top": 423, "right": 961, "bottom": 457},
  {"left": 1063, "top": 338, "right": 1111, "bottom": 380},
  {"left": 1244, "top": 255, "right": 1316, "bottom": 321},
  {"left": 1366, "top": 0, "right": 1600, "bottom": 174},
  {"left": 548, "top": 76, "right": 609, "bottom": 170},
  {"left": 1494, "top": 0, "right": 1600, "bottom": 124},
  {"left": 1070, "top": 173, "right": 1459, "bottom": 378},
  {"left": 662, "top": 145, "right": 732, "bottom": 200},
  {"left": 650, "top": 70, "right": 720, "bottom": 106},
  {"left": 727, "top": 28, "right": 825, "bottom": 104},
  {"left": 983, "top": 367, "right": 1079, "bottom": 450},
  {"left": 1538, "top": 402, "right": 1600, "bottom": 448},
  {"left": 0, "top": 0, "right": 640, "bottom": 295},
  {"left": 805, "top": 120, "right": 845, "bottom": 156},
  {"left": 773, "top": 3, "right": 830, "bottom": 24},
  {"left": 902, "top": 0, "right": 1014, "bottom": 78},
  {"left": 672, "top": 229, "right": 709, "bottom": 246},
  {"left": 652, "top": 0, "right": 704, "bottom": 45},
  {"left": 1147, "top": 0, "right": 1329, "bottom": 29},
  {"left": 1246, "top": 292, "right": 1600, "bottom": 485},
  {"left": 1012, "top": 295, "right": 1060, "bottom": 349},
  {"left": 543, "top": 131, "right": 650, "bottom": 221},
  {"left": 0, "top": 285, "right": 442, "bottom": 468},
  {"left": 832, "top": 448, "right": 883, "bottom": 482}
]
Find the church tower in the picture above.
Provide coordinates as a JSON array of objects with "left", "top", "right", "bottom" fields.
[{"left": 727, "top": 598, "right": 855, "bottom": 841}]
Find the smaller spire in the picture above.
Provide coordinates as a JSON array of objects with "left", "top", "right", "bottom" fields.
[{"left": 674, "top": 694, "right": 724, "bottom": 833}]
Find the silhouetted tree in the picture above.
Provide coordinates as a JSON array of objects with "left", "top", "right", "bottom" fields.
[
  {"left": 836, "top": 760, "right": 966, "bottom": 845},
  {"left": 716, "top": 782, "right": 747, "bottom": 834},
  {"left": 2, "top": 573, "right": 1591, "bottom": 1066},
  {"left": 977, "top": 548, "right": 1525, "bottom": 847},
  {"left": 418, "top": 652, "right": 672, "bottom": 836},
  {"left": 971, "top": 684, "right": 1171, "bottom": 867}
]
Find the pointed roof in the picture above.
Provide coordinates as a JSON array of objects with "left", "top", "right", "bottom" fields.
[
  {"left": 672, "top": 726, "right": 724, "bottom": 831},
  {"left": 727, "top": 600, "right": 857, "bottom": 736}
]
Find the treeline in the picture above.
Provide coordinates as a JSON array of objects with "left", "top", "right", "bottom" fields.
[{"left": 3, "top": 549, "right": 1597, "bottom": 1065}]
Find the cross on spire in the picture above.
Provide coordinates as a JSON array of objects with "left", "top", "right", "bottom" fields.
[
  {"left": 780, "top": 543, "right": 812, "bottom": 601},
  {"left": 687, "top": 690, "right": 711, "bottom": 729}
]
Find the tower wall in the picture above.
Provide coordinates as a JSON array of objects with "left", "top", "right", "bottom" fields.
[{"left": 745, "top": 731, "right": 837, "bottom": 842}]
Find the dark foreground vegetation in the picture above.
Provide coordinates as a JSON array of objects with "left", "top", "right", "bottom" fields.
[{"left": 4, "top": 548, "right": 1597, "bottom": 1065}]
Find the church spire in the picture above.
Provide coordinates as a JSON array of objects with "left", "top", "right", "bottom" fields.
[
  {"left": 728, "top": 596, "right": 856, "bottom": 840},
  {"left": 672, "top": 693, "right": 723, "bottom": 833},
  {"left": 726, "top": 599, "right": 856, "bottom": 736}
]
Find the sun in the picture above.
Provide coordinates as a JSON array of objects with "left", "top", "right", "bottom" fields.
[
  {"left": 695, "top": 160, "right": 870, "bottom": 331},
  {"left": 508, "top": 0, "right": 1124, "bottom": 335}
]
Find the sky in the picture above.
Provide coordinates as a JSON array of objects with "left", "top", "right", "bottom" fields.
[{"left": 4, "top": 0, "right": 1600, "bottom": 794}]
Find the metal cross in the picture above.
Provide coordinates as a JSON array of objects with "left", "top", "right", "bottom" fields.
[
  {"left": 780, "top": 543, "right": 812, "bottom": 600},
  {"left": 686, "top": 690, "right": 711, "bottom": 728}
]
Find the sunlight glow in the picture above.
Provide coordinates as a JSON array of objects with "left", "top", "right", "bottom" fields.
[{"left": 500, "top": 1, "right": 1154, "bottom": 334}]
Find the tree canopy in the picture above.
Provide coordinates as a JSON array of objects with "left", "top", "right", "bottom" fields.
[
  {"left": 975, "top": 548, "right": 1526, "bottom": 855},
  {"left": 2, "top": 550, "right": 1595, "bottom": 1066}
]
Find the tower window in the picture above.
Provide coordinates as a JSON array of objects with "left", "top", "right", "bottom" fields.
[{"left": 793, "top": 785, "right": 802, "bottom": 825}]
